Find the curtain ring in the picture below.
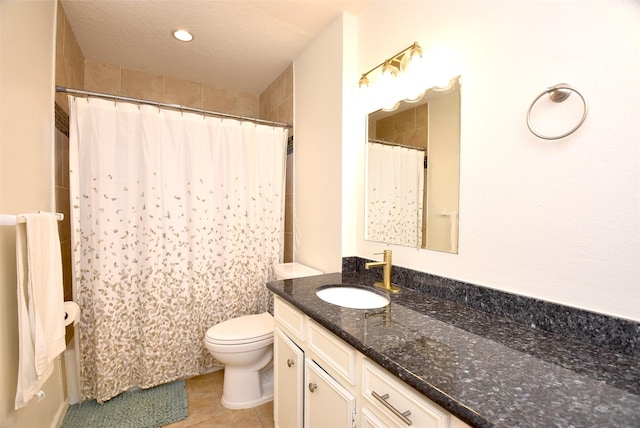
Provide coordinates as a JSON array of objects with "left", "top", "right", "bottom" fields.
[{"left": 526, "top": 83, "right": 588, "bottom": 140}]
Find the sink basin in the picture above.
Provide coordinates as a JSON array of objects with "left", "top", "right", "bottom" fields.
[{"left": 316, "top": 285, "right": 390, "bottom": 309}]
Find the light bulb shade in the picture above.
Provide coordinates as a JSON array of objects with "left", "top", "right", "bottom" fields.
[
  {"left": 359, "top": 74, "right": 370, "bottom": 88},
  {"left": 381, "top": 60, "right": 399, "bottom": 78},
  {"left": 409, "top": 43, "right": 423, "bottom": 61}
]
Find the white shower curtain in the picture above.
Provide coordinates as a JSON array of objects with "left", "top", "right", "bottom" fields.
[
  {"left": 68, "top": 97, "right": 287, "bottom": 402},
  {"left": 366, "top": 142, "right": 424, "bottom": 247}
]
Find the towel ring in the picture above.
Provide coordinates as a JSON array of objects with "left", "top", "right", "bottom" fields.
[{"left": 526, "top": 84, "right": 588, "bottom": 140}]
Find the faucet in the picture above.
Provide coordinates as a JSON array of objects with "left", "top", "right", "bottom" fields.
[{"left": 365, "top": 250, "right": 401, "bottom": 293}]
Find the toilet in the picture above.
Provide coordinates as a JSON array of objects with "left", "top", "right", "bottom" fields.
[{"left": 204, "top": 262, "right": 322, "bottom": 409}]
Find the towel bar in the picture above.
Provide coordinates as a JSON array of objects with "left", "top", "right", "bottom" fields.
[{"left": 0, "top": 213, "right": 64, "bottom": 226}]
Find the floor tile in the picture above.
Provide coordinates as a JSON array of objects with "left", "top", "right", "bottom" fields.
[{"left": 163, "top": 369, "right": 274, "bottom": 428}]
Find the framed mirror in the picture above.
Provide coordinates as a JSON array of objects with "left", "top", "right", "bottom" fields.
[{"left": 365, "top": 76, "right": 461, "bottom": 253}]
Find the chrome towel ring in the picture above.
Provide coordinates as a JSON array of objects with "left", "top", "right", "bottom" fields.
[{"left": 526, "top": 83, "right": 588, "bottom": 140}]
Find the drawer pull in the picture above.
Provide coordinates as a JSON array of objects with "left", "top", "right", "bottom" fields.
[
  {"left": 309, "top": 382, "right": 317, "bottom": 393},
  {"left": 287, "top": 358, "right": 295, "bottom": 367},
  {"left": 371, "top": 390, "right": 413, "bottom": 426}
]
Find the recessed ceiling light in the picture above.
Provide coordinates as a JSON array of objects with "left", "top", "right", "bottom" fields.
[{"left": 172, "top": 29, "right": 194, "bottom": 42}]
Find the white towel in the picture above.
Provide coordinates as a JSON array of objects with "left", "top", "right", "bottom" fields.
[{"left": 15, "top": 212, "right": 65, "bottom": 409}]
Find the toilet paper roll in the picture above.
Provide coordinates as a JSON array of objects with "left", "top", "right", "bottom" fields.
[{"left": 63, "top": 301, "right": 80, "bottom": 326}]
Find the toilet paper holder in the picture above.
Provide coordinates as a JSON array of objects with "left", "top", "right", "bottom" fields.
[{"left": 63, "top": 301, "right": 80, "bottom": 326}]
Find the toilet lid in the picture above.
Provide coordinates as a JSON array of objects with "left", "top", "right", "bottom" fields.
[{"left": 206, "top": 312, "right": 274, "bottom": 343}]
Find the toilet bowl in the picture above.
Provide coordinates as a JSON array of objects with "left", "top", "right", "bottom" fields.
[
  {"left": 205, "top": 313, "right": 275, "bottom": 409},
  {"left": 204, "top": 263, "right": 322, "bottom": 409}
]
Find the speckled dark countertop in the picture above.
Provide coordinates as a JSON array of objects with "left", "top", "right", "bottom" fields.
[{"left": 267, "top": 272, "right": 640, "bottom": 428}]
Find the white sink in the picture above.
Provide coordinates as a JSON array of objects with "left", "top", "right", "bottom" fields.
[{"left": 316, "top": 285, "right": 390, "bottom": 309}]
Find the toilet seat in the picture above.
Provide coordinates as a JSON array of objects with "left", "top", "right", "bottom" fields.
[{"left": 206, "top": 312, "right": 274, "bottom": 345}]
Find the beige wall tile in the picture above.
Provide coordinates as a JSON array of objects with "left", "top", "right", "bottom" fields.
[
  {"left": 259, "top": 64, "right": 292, "bottom": 121},
  {"left": 393, "top": 108, "right": 416, "bottom": 134},
  {"left": 121, "top": 68, "right": 164, "bottom": 102},
  {"left": 285, "top": 153, "right": 293, "bottom": 194},
  {"left": 63, "top": 17, "right": 84, "bottom": 90},
  {"left": 285, "top": 193, "right": 293, "bottom": 233},
  {"left": 278, "top": 95, "right": 293, "bottom": 124},
  {"left": 376, "top": 116, "right": 394, "bottom": 139},
  {"left": 56, "top": 4, "right": 85, "bottom": 112},
  {"left": 55, "top": 48, "right": 69, "bottom": 87},
  {"left": 261, "top": 108, "right": 278, "bottom": 123},
  {"left": 238, "top": 92, "right": 259, "bottom": 119},
  {"left": 284, "top": 64, "right": 293, "bottom": 98},
  {"left": 405, "top": 127, "right": 428, "bottom": 149},
  {"left": 84, "top": 60, "right": 120, "bottom": 94},
  {"left": 55, "top": 59, "right": 70, "bottom": 113},
  {"left": 204, "top": 86, "right": 237, "bottom": 114},
  {"left": 284, "top": 232, "right": 294, "bottom": 262},
  {"left": 258, "top": 65, "right": 294, "bottom": 261},
  {"left": 164, "top": 77, "right": 202, "bottom": 109},
  {"left": 416, "top": 103, "right": 428, "bottom": 125}
]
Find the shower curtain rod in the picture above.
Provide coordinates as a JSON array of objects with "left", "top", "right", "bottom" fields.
[
  {"left": 368, "top": 138, "right": 425, "bottom": 151},
  {"left": 56, "top": 86, "right": 292, "bottom": 129}
]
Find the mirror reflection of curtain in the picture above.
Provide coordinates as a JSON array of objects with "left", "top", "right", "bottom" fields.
[
  {"left": 68, "top": 97, "right": 287, "bottom": 403},
  {"left": 366, "top": 142, "right": 424, "bottom": 247}
]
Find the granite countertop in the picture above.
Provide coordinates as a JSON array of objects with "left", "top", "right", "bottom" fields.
[{"left": 267, "top": 272, "right": 640, "bottom": 428}]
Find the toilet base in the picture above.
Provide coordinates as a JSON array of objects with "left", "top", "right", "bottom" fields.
[{"left": 220, "top": 363, "right": 273, "bottom": 409}]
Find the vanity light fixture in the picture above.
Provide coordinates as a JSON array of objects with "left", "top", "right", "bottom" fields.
[
  {"left": 172, "top": 29, "right": 194, "bottom": 42},
  {"left": 358, "top": 42, "right": 423, "bottom": 88}
]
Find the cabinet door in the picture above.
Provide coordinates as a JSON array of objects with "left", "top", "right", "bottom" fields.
[
  {"left": 274, "top": 328, "right": 304, "bottom": 428},
  {"left": 305, "top": 358, "right": 356, "bottom": 428}
]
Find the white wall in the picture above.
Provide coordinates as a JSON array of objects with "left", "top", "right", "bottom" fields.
[
  {"left": 0, "top": 1, "right": 68, "bottom": 427},
  {"left": 294, "top": 13, "right": 357, "bottom": 274},
  {"left": 350, "top": 1, "right": 640, "bottom": 321}
]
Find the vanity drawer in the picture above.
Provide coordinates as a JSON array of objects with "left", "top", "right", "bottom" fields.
[
  {"left": 362, "top": 359, "right": 449, "bottom": 428},
  {"left": 274, "top": 296, "right": 306, "bottom": 342},
  {"left": 307, "top": 319, "right": 357, "bottom": 385}
]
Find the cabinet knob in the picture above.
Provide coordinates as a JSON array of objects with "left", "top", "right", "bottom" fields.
[
  {"left": 287, "top": 359, "right": 295, "bottom": 367},
  {"left": 308, "top": 382, "right": 317, "bottom": 393}
]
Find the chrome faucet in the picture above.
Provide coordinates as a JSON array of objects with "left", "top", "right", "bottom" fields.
[{"left": 365, "top": 250, "right": 401, "bottom": 293}]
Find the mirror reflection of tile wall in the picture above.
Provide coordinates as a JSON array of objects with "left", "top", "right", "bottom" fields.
[{"left": 375, "top": 104, "right": 428, "bottom": 151}]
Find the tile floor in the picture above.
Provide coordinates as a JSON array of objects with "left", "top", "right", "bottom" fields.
[{"left": 162, "top": 370, "right": 274, "bottom": 428}]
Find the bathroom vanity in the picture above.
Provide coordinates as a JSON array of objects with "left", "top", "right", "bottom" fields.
[
  {"left": 274, "top": 295, "right": 468, "bottom": 428},
  {"left": 267, "top": 272, "right": 640, "bottom": 427}
]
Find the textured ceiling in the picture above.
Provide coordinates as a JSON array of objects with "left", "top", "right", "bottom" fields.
[{"left": 61, "top": 0, "right": 370, "bottom": 95}]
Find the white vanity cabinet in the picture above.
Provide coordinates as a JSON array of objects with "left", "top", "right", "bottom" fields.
[
  {"left": 361, "top": 358, "right": 449, "bottom": 427},
  {"left": 274, "top": 296, "right": 356, "bottom": 428},
  {"left": 274, "top": 328, "right": 304, "bottom": 428},
  {"left": 273, "top": 295, "right": 470, "bottom": 428},
  {"left": 305, "top": 357, "right": 356, "bottom": 427}
]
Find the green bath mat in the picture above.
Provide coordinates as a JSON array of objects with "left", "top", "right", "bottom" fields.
[{"left": 61, "top": 380, "right": 188, "bottom": 428}]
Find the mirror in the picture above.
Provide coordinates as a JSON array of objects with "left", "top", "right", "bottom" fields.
[{"left": 365, "top": 76, "right": 461, "bottom": 253}]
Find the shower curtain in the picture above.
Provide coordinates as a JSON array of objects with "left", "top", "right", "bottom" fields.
[
  {"left": 366, "top": 142, "right": 424, "bottom": 247},
  {"left": 68, "top": 97, "right": 287, "bottom": 402}
]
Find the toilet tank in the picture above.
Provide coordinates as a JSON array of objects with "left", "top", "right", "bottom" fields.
[{"left": 273, "top": 263, "right": 322, "bottom": 280}]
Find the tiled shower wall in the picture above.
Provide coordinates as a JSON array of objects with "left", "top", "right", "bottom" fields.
[
  {"left": 259, "top": 64, "right": 294, "bottom": 262},
  {"left": 55, "top": 3, "right": 83, "bottom": 303},
  {"left": 54, "top": 4, "right": 295, "bottom": 304}
]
